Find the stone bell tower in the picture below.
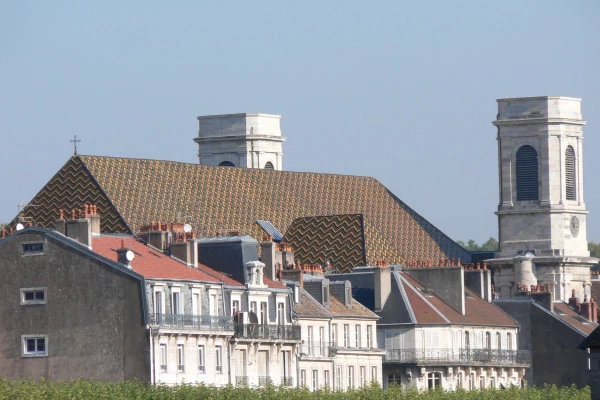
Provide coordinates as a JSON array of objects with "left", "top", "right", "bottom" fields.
[
  {"left": 194, "top": 113, "right": 285, "bottom": 170},
  {"left": 487, "top": 96, "right": 597, "bottom": 301}
]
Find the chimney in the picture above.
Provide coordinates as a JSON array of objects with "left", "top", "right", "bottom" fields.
[
  {"left": 581, "top": 296, "right": 597, "bottom": 323},
  {"left": 171, "top": 240, "right": 198, "bottom": 268},
  {"left": 568, "top": 289, "right": 581, "bottom": 312},
  {"left": 374, "top": 261, "right": 391, "bottom": 312},
  {"left": 55, "top": 209, "right": 66, "bottom": 235},
  {"left": 260, "top": 240, "right": 280, "bottom": 280},
  {"left": 65, "top": 208, "right": 92, "bottom": 248},
  {"left": 116, "top": 241, "right": 134, "bottom": 269},
  {"left": 245, "top": 261, "right": 267, "bottom": 288}
]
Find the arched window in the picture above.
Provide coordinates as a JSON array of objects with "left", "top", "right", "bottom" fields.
[
  {"left": 516, "top": 145, "right": 539, "bottom": 201},
  {"left": 565, "top": 145, "right": 576, "bottom": 200},
  {"left": 218, "top": 161, "right": 235, "bottom": 167},
  {"left": 264, "top": 161, "right": 274, "bottom": 170}
]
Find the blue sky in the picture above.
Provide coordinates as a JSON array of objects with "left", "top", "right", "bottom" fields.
[{"left": 1, "top": 1, "right": 599, "bottom": 244}]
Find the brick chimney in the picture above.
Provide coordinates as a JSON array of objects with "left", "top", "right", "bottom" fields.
[
  {"left": 568, "top": 289, "right": 581, "bottom": 312},
  {"left": 580, "top": 296, "right": 597, "bottom": 323}
]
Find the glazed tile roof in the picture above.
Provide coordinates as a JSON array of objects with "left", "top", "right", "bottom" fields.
[
  {"left": 15, "top": 155, "right": 471, "bottom": 272},
  {"left": 91, "top": 235, "right": 242, "bottom": 285}
]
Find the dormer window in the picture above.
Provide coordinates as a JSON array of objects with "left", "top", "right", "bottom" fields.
[
  {"left": 322, "top": 285, "right": 330, "bottom": 305},
  {"left": 345, "top": 287, "right": 352, "bottom": 307}
]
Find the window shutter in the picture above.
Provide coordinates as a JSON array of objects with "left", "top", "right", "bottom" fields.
[
  {"left": 565, "top": 146, "right": 576, "bottom": 200},
  {"left": 516, "top": 145, "right": 539, "bottom": 201}
]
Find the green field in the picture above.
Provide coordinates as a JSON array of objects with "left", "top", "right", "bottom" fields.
[{"left": 0, "top": 380, "right": 591, "bottom": 400}]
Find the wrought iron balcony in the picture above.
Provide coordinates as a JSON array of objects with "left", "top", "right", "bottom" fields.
[
  {"left": 234, "top": 324, "right": 301, "bottom": 341},
  {"left": 281, "top": 377, "right": 294, "bottom": 386},
  {"left": 148, "top": 313, "right": 234, "bottom": 332},
  {"left": 259, "top": 376, "right": 273, "bottom": 386},
  {"left": 298, "top": 341, "right": 333, "bottom": 358},
  {"left": 236, "top": 376, "right": 248, "bottom": 386},
  {"left": 384, "top": 348, "right": 530, "bottom": 366}
]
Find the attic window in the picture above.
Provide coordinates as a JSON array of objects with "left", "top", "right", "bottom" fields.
[
  {"left": 346, "top": 287, "right": 352, "bottom": 307},
  {"left": 418, "top": 287, "right": 435, "bottom": 297},
  {"left": 22, "top": 242, "right": 44, "bottom": 255},
  {"left": 323, "top": 286, "right": 330, "bottom": 304},
  {"left": 218, "top": 161, "right": 235, "bottom": 167}
]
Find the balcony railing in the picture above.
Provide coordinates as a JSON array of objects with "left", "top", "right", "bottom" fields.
[
  {"left": 298, "top": 341, "right": 333, "bottom": 358},
  {"left": 281, "top": 377, "right": 294, "bottom": 386},
  {"left": 148, "top": 313, "right": 234, "bottom": 331},
  {"left": 259, "top": 376, "right": 273, "bottom": 386},
  {"left": 234, "top": 324, "right": 301, "bottom": 341},
  {"left": 385, "top": 348, "right": 530, "bottom": 366}
]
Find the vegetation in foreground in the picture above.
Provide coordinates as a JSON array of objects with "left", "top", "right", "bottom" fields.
[{"left": 0, "top": 380, "right": 591, "bottom": 400}]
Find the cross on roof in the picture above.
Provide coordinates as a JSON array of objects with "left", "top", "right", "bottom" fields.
[{"left": 70, "top": 135, "right": 81, "bottom": 155}]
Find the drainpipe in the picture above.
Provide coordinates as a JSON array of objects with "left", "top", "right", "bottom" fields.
[
  {"left": 148, "top": 325, "right": 155, "bottom": 386},
  {"left": 228, "top": 339, "right": 233, "bottom": 386}
]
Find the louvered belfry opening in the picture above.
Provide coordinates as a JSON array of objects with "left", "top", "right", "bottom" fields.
[
  {"left": 516, "top": 145, "right": 539, "bottom": 201},
  {"left": 565, "top": 145, "right": 576, "bottom": 201}
]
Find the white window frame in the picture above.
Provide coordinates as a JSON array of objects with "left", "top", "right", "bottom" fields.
[
  {"left": 360, "top": 366, "right": 366, "bottom": 387},
  {"left": 300, "top": 369, "right": 307, "bottom": 387},
  {"left": 177, "top": 344, "right": 185, "bottom": 372},
  {"left": 355, "top": 325, "right": 361, "bottom": 348},
  {"left": 324, "top": 370, "right": 330, "bottom": 388},
  {"left": 232, "top": 299, "right": 240, "bottom": 316},
  {"left": 335, "top": 365, "right": 342, "bottom": 391},
  {"left": 366, "top": 325, "right": 372, "bottom": 348},
  {"left": 159, "top": 343, "right": 167, "bottom": 372},
  {"left": 260, "top": 301, "right": 268, "bottom": 324},
  {"left": 312, "top": 369, "right": 318, "bottom": 392},
  {"left": 20, "top": 287, "right": 47, "bottom": 305},
  {"left": 343, "top": 324, "right": 350, "bottom": 347},
  {"left": 348, "top": 365, "right": 354, "bottom": 389},
  {"left": 371, "top": 366, "right": 377, "bottom": 383},
  {"left": 277, "top": 302, "right": 285, "bottom": 325},
  {"left": 209, "top": 291, "right": 218, "bottom": 316},
  {"left": 198, "top": 344, "right": 205, "bottom": 373},
  {"left": 171, "top": 287, "right": 181, "bottom": 315},
  {"left": 215, "top": 345, "right": 222, "bottom": 373},
  {"left": 22, "top": 335, "right": 47, "bottom": 357},
  {"left": 331, "top": 324, "right": 337, "bottom": 346},
  {"left": 154, "top": 288, "right": 165, "bottom": 315},
  {"left": 192, "top": 288, "right": 202, "bottom": 316}
]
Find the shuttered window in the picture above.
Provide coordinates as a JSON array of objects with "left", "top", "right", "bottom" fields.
[
  {"left": 565, "top": 145, "right": 576, "bottom": 200},
  {"left": 516, "top": 145, "right": 539, "bottom": 201}
]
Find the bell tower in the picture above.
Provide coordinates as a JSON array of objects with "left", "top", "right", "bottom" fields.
[
  {"left": 488, "top": 96, "right": 596, "bottom": 301},
  {"left": 194, "top": 113, "right": 285, "bottom": 170}
]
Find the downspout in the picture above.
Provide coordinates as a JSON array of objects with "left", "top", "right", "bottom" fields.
[
  {"left": 228, "top": 339, "right": 233, "bottom": 386},
  {"left": 148, "top": 325, "right": 155, "bottom": 386}
]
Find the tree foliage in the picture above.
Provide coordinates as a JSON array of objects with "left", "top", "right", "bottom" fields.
[
  {"left": 0, "top": 380, "right": 590, "bottom": 400},
  {"left": 457, "top": 237, "right": 499, "bottom": 252}
]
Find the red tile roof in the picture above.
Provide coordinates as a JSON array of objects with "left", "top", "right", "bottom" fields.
[
  {"left": 400, "top": 273, "right": 518, "bottom": 327},
  {"left": 92, "top": 235, "right": 242, "bottom": 284}
]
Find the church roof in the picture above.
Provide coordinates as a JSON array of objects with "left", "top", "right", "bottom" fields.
[{"left": 15, "top": 155, "right": 470, "bottom": 272}]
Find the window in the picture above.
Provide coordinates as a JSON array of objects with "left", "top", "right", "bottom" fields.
[
  {"left": 427, "top": 372, "right": 441, "bottom": 390},
  {"left": 464, "top": 331, "right": 470, "bottom": 351},
  {"left": 232, "top": 299, "right": 240, "bottom": 315},
  {"left": 177, "top": 344, "right": 185, "bottom": 372},
  {"left": 22, "top": 335, "right": 47, "bottom": 357},
  {"left": 485, "top": 332, "right": 491, "bottom": 350},
  {"left": 22, "top": 242, "right": 44, "bottom": 254},
  {"left": 20, "top": 288, "right": 46, "bottom": 305},
  {"left": 260, "top": 302, "right": 268, "bottom": 324},
  {"left": 388, "top": 373, "right": 401, "bottom": 387},
  {"left": 479, "top": 375, "right": 485, "bottom": 389},
  {"left": 154, "top": 291, "right": 164, "bottom": 314},
  {"left": 300, "top": 369, "right": 306, "bottom": 387},
  {"left": 348, "top": 366, "right": 354, "bottom": 389},
  {"left": 192, "top": 292, "right": 201, "bottom": 315},
  {"left": 371, "top": 366, "right": 377, "bottom": 383},
  {"left": 171, "top": 291, "right": 181, "bottom": 314},
  {"left": 277, "top": 303, "right": 285, "bottom": 325},
  {"left": 468, "top": 374, "right": 474, "bottom": 390},
  {"left": 343, "top": 324, "right": 350, "bottom": 347},
  {"left": 250, "top": 301, "right": 257, "bottom": 314},
  {"left": 198, "top": 345, "right": 205, "bottom": 372},
  {"left": 324, "top": 370, "right": 330, "bottom": 388},
  {"left": 264, "top": 161, "right": 274, "bottom": 170},
  {"left": 215, "top": 346, "right": 222, "bottom": 372},
  {"left": 566, "top": 145, "right": 576, "bottom": 200},
  {"left": 507, "top": 333, "right": 513, "bottom": 350},
  {"left": 331, "top": 324, "right": 337, "bottom": 346},
  {"left": 335, "top": 366, "right": 342, "bottom": 391},
  {"left": 312, "top": 370, "right": 318, "bottom": 392},
  {"left": 323, "top": 285, "right": 329, "bottom": 304},
  {"left": 308, "top": 326, "right": 313, "bottom": 352},
  {"left": 218, "top": 161, "right": 235, "bottom": 167},
  {"left": 366, "top": 325, "right": 372, "bottom": 348},
  {"left": 346, "top": 287, "right": 352, "bottom": 306},
  {"left": 490, "top": 376, "right": 496, "bottom": 389},
  {"left": 516, "top": 145, "right": 539, "bottom": 201},
  {"left": 457, "top": 373, "right": 463, "bottom": 389},
  {"left": 497, "top": 332, "right": 502, "bottom": 350},
  {"left": 210, "top": 293, "right": 218, "bottom": 316},
  {"left": 360, "top": 366, "right": 366, "bottom": 387},
  {"left": 159, "top": 343, "right": 167, "bottom": 372},
  {"left": 355, "top": 325, "right": 361, "bottom": 347}
]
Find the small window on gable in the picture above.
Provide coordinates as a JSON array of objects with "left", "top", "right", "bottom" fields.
[
  {"left": 565, "top": 145, "right": 576, "bottom": 200},
  {"left": 21, "top": 288, "right": 46, "bottom": 305},
  {"left": 22, "top": 242, "right": 44, "bottom": 255},
  {"left": 264, "top": 161, "right": 274, "bottom": 170},
  {"left": 516, "top": 145, "right": 539, "bottom": 201}
]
